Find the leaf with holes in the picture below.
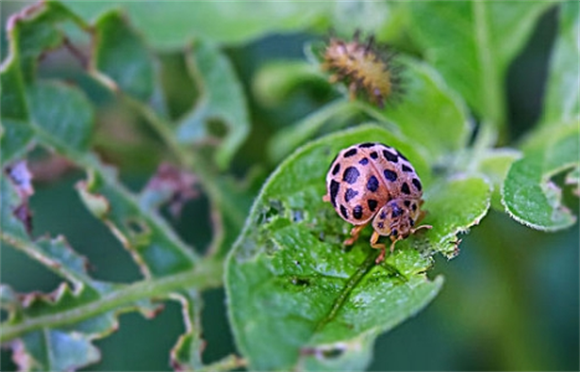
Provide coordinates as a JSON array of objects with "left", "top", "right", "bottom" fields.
[
  {"left": 93, "top": 10, "right": 155, "bottom": 101},
  {"left": 175, "top": 40, "right": 249, "bottom": 169},
  {"left": 0, "top": 174, "right": 160, "bottom": 371},
  {"left": 226, "top": 125, "right": 491, "bottom": 370}
]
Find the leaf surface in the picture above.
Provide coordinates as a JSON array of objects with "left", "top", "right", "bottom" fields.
[
  {"left": 502, "top": 121, "right": 579, "bottom": 231},
  {"left": 226, "top": 125, "right": 491, "bottom": 370},
  {"left": 407, "top": 1, "right": 555, "bottom": 127},
  {"left": 63, "top": 1, "right": 332, "bottom": 48},
  {"left": 541, "top": 1, "right": 579, "bottom": 125}
]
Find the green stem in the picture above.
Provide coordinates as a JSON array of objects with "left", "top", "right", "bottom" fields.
[
  {"left": 473, "top": 1, "right": 507, "bottom": 143},
  {"left": 0, "top": 258, "right": 223, "bottom": 343}
]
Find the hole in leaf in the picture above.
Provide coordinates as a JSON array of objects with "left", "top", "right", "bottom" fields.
[
  {"left": 126, "top": 218, "right": 148, "bottom": 236},
  {"left": 257, "top": 199, "right": 285, "bottom": 225},
  {"left": 292, "top": 209, "right": 304, "bottom": 222},
  {"left": 206, "top": 118, "right": 228, "bottom": 139},
  {"left": 201, "top": 288, "right": 237, "bottom": 364},
  {"left": 264, "top": 239, "right": 280, "bottom": 256},
  {"left": 321, "top": 347, "right": 345, "bottom": 359},
  {"left": 290, "top": 276, "right": 310, "bottom": 286}
]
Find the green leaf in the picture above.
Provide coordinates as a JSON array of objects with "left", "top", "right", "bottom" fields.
[
  {"left": 329, "top": 1, "right": 394, "bottom": 39},
  {"left": 0, "top": 52, "right": 29, "bottom": 122},
  {"left": 13, "top": 329, "right": 100, "bottom": 372},
  {"left": 76, "top": 158, "right": 199, "bottom": 278},
  {"left": 8, "top": 1, "right": 87, "bottom": 83},
  {"left": 407, "top": 1, "right": 556, "bottom": 128},
  {"left": 0, "top": 173, "right": 157, "bottom": 371},
  {"left": 226, "top": 125, "right": 492, "bottom": 370},
  {"left": 474, "top": 148, "right": 522, "bottom": 210},
  {"left": 502, "top": 121, "right": 579, "bottom": 231},
  {"left": 380, "top": 57, "right": 470, "bottom": 161},
  {"left": 93, "top": 10, "right": 155, "bottom": 101},
  {"left": 421, "top": 177, "right": 492, "bottom": 258},
  {"left": 170, "top": 289, "right": 204, "bottom": 370},
  {"left": 63, "top": 1, "right": 332, "bottom": 48},
  {"left": 26, "top": 81, "right": 95, "bottom": 154},
  {"left": 541, "top": 1, "right": 580, "bottom": 125},
  {"left": 252, "top": 61, "right": 323, "bottom": 108},
  {"left": 267, "top": 100, "right": 361, "bottom": 164},
  {"left": 176, "top": 40, "right": 249, "bottom": 169}
]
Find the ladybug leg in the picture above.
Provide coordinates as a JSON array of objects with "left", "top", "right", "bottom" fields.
[
  {"left": 370, "top": 231, "right": 387, "bottom": 264},
  {"left": 344, "top": 224, "right": 366, "bottom": 246},
  {"left": 322, "top": 193, "right": 330, "bottom": 202}
]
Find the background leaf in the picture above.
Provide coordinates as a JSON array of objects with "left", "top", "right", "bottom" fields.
[
  {"left": 63, "top": 1, "right": 332, "bottom": 48},
  {"left": 540, "top": 1, "right": 579, "bottom": 125},
  {"left": 176, "top": 40, "right": 250, "bottom": 169},
  {"left": 502, "top": 121, "right": 579, "bottom": 231},
  {"left": 267, "top": 56, "right": 470, "bottom": 164},
  {"left": 93, "top": 10, "right": 155, "bottom": 101},
  {"left": 406, "top": 1, "right": 556, "bottom": 129}
]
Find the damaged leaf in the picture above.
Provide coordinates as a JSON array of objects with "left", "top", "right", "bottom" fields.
[
  {"left": 226, "top": 125, "right": 491, "bottom": 370},
  {"left": 76, "top": 159, "right": 199, "bottom": 278},
  {"left": 176, "top": 40, "right": 250, "bottom": 169}
]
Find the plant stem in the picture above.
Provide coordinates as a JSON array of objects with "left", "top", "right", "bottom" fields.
[
  {"left": 0, "top": 258, "right": 223, "bottom": 343},
  {"left": 473, "top": 1, "right": 507, "bottom": 143}
]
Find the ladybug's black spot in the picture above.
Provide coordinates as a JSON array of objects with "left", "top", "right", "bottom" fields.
[
  {"left": 343, "top": 167, "right": 360, "bottom": 184},
  {"left": 377, "top": 222, "right": 384, "bottom": 229},
  {"left": 367, "top": 199, "right": 378, "bottom": 212},
  {"left": 359, "top": 142, "right": 375, "bottom": 148},
  {"left": 379, "top": 211, "right": 387, "bottom": 219},
  {"left": 370, "top": 152, "right": 378, "bottom": 159},
  {"left": 382, "top": 150, "right": 398, "bottom": 163},
  {"left": 330, "top": 180, "right": 340, "bottom": 207},
  {"left": 412, "top": 178, "right": 422, "bottom": 191},
  {"left": 391, "top": 229, "right": 398, "bottom": 237},
  {"left": 402, "top": 164, "right": 413, "bottom": 172},
  {"left": 397, "top": 151, "right": 408, "bottom": 161},
  {"left": 366, "top": 175, "right": 379, "bottom": 192},
  {"left": 340, "top": 205, "right": 349, "bottom": 219},
  {"left": 391, "top": 205, "right": 403, "bottom": 218},
  {"left": 409, "top": 217, "right": 415, "bottom": 227},
  {"left": 404, "top": 200, "right": 411, "bottom": 207},
  {"left": 344, "top": 188, "right": 358, "bottom": 202},
  {"left": 332, "top": 163, "right": 341, "bottom": 175},
  {"left": 383, "top": 169, "right": 398, "bottom": 182},
  {"left": 353, "top": 205, "right": 363, "bottom": 219},
  {"left": 401, "top": 182, "right": 411, "bottom": 195},
  {"left": 359, "top": 158, "right": 369, "bottom": 165},
  {"left": 344, "top": 148, "right": 358, "bottom": 157},
  {"left": 412, "top": 203, "right": 417, "bottom": 211}
]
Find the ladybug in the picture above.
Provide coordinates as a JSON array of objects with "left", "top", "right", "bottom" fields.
[{"left": 322, "top": 142, "right": 431, "bottom": 263}]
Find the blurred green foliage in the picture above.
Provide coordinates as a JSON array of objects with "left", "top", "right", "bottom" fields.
[{"left": 1, "top": 1, "right": 578, "bottom": 371}]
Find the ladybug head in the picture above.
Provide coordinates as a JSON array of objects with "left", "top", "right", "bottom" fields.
[{"left": 371, "top": 198, "right": 418, "bottom": 239}]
